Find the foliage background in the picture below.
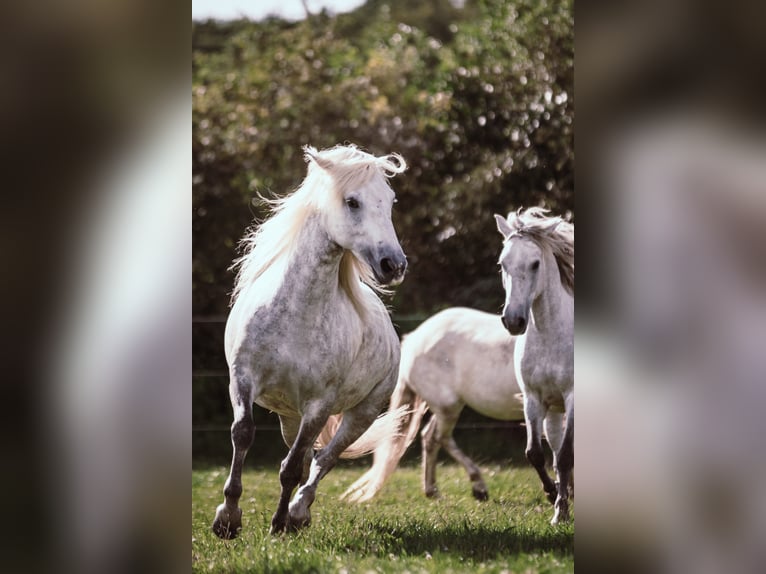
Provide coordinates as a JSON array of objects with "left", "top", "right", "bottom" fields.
[{"left": 192, "top": 0, "right": 573, "bottom": 462}]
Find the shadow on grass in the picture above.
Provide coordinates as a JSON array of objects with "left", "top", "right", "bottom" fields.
[{"left": 361, "top": 521, "right": 573, "bottom": 560}]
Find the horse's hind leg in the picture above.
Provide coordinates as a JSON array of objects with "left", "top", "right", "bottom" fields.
[
  {"left": 551, "top": 397, "right": 574, "bottom": 525},
  {"left": 421, "top": 415, "right": 442, "bottom": 498},
  {"left": 278, "top": 415, "right": 314, "bottom": 484},
  {"left": 523, "top": 394, "right": 558, "bottom": 505},
  {"left": 212, "top": 375, "right": 255, "bottom": 539}
]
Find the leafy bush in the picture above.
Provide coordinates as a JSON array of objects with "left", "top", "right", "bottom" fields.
[{"left": 193, "top": 0, "right": 573, "bottom": 317}]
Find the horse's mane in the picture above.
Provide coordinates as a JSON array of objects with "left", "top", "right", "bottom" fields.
[
  {"left": 505, "top": 207, "right": 574, "bottom": 295},
  {"left": 230, "top": 144, "right": 407, "bottom": 317}
]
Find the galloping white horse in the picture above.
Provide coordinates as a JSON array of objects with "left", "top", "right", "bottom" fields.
[
  {"left": 212, "top": 144, "right": 409, "bottom": 537},
  {"left": 342, "top": 307, "right": 526, "bottom": 503},
  {"left": 495, "top": 207, "right": 574, "bottom": 525}
]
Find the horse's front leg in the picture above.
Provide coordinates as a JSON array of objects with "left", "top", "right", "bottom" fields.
[
  {"left": 428, "top": 405, "right": 487, "bottom": 501},
  {"left": 288, "top": 378, "right": 394, "bottom": 529},
  {"left": 443, "top": 435, "right": 489, "bottom": 501},
  {"left": 270, "top": 404, "right": 330, "bottom": 534},
  {"left": 523, "top": 394, "right": 558, "bottom": 504},
  {"left": 213, "top": 375, "right": 255, "bottom": 539},
  {"left": 551, "top": 396, "right": 574, "bottom": 525},
  {"left": 544, "top": 410, "right": 565, "bottom": 489}
]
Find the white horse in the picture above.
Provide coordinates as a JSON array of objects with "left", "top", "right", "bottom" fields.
[
  {"left": 495, "top": 207, "right": 574, "bottom": 525},
  {"left": 342, "top": 307, "right": 526, "bottom": 503},
  {"left": 212, "top": 144, "right": 409, "bottom": 538}
]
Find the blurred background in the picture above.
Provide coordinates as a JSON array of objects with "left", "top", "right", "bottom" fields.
[
  {"left": 192, "top": 0, "right": 574, "bottom": 464},
  {"left": 575, "top": 1, "right": 766, "bottom": 573}
]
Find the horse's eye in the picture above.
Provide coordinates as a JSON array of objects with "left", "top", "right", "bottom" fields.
[
  {"left": 531, "top": 260, "right": 540, "bottom": 271},
  {"left": 346, "top": 197, "right": 360, "bottom": 209}
]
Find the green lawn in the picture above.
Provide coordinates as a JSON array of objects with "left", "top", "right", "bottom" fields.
[{"left": 192, "top": 463, "right": 573, "bottom": 573}]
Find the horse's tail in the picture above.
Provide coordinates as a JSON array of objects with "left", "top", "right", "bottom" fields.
[
  {"left": 314, "top": 403, "right": 411, "bottom": 461},
  {"left": 339, "top": 376, "right": 428, "bottom": 503}
]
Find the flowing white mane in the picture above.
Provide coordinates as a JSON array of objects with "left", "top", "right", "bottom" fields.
[
  {"left": 504, "top": 207, "right": 574, "bottom": 295},
  {"left": 230, "top": 144, "right": 407, "bottom": 316}
]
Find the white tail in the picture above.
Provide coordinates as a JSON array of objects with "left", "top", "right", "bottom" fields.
[
  {"left": 314, "top": 404, "right": 411, "bottom": 460},
  {"left": 340, "top": 376, "right": 428, "bottom": 502}
]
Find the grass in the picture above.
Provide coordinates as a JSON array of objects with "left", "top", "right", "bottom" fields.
[{"left": 192, "top": 462, "right": 573, "bottom": 573}]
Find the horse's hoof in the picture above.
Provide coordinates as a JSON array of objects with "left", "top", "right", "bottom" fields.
[
  {"left": 287, "top": 503, "right": 311, "bottom": 532},
  {"left": 212, "top": 504, "right": 242, "bottom": 539},
  {"left": 424, "top": 487, "right": 441, "bottom": 499},
  {"left": 270, "top": 511, "right": 288, "bottom": 535},
  {"left": 472, "top": 487, "right": 489, "bottom": 502},
  {"left": 288, "top": 507, "right": 311, "bottom": 531},
  {"left": 269, "top": 521, "right": 285, "bottom": 535},
  {"left": 212, "top": 519, "right": 239, "bottom": 539},
  {"left": 287, "top": 516, "right": 311, "bottom": 532}
]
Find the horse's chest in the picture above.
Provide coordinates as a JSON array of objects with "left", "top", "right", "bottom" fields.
[
  {"left": 517, "top": 337, "right": 572, "bottom": 407},
  {"left": 228, "top": 280, "right": 398, "bottom": 415},
  {"left": 247, "top": 313, "right": 357, "bottom": 381},
  {"left": 237, "top": 304, "right": 391, "bottom": 402}
]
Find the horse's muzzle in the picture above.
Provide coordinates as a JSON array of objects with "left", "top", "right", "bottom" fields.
[
  {"left": 377, "top": 253, "right": 407, "bottom": 286},
  {"left": 501, "top": 314, "right": 527, "bottom": 335}
]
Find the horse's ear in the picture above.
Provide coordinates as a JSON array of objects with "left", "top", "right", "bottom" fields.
[
  {"left": 495, "top": 214, "right": 513, "bottom": 238},
  {"left": 303, "top": 145, "right": 333, "bottom": 171}
]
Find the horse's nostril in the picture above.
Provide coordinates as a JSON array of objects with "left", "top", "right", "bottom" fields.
[
  {"left": 380, "top": 258, "right": 395, "bottom": 275},
  {"left": 501, "top": 316, "right": 509, "bottom": 330}
]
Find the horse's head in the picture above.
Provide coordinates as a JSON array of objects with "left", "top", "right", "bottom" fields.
[
  {"left": 306, "top": 146, "right": 407, "bottom": 286},
  {"left": 495, "top": 208, "right": 570, "bottom": 335},
  {"left": 496, "top": 226, "right": 542, "bottom": 335}
]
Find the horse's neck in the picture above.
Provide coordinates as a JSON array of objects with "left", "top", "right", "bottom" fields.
[
  {"left": 279, "top": 213, "right": 344, "bottom": 304},
  {"left": 530, "top": 257, "right": 573, "bottom": 338}
]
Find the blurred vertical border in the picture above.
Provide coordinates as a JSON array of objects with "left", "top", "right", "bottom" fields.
[
  {"left": 576, "top": 1, "right": 766, "bottom": 573},
  {"left": 0, "top": 1, "right": 189, "bottom": 573}
]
